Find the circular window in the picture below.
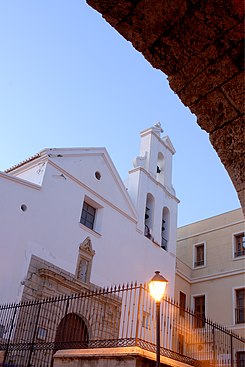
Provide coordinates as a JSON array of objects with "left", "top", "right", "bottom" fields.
[
  {"left": 20, "top": 204, "right": 27, "bottom": 212},
  {"left": 95, "top": 171, "right": 101, "bottom": 180}
]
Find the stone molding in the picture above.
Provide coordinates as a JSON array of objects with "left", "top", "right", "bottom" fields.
[{"left": 53, "top": 346, "right": 191, "bottom": 367}]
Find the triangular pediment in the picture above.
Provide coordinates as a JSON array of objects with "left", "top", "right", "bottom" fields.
[
  {"left": 44, "top": 147, "right": 138, "bottom": 221},
  {"left": 79, "top": 237, "right": 95, "bottom": 256}
]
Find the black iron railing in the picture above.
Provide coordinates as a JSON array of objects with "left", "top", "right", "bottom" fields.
[{"left": 0, "top": 283, "right": 244, "bottom": 367}]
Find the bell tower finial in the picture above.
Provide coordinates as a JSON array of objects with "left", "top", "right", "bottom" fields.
[{"left": 154, "top": 121, "right": 163, "bottom": 133}]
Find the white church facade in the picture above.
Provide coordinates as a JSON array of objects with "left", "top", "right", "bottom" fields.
[{"left": 0, "top": 124, "right": 179, "bottom": 304}]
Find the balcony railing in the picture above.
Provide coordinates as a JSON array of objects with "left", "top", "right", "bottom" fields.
[
  {"left": 194, "top": 260, "right": 204, "bottom": 267},
  {"left": 0, "top": 283, "right": 244, "bottom": 367},
  {"left": 234, "top": 248, "right": 245, "bottom": 257}
]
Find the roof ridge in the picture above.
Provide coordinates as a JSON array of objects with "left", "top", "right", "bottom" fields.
[{"left": 4, "top": 152, "right": 42, "bottom": 173}]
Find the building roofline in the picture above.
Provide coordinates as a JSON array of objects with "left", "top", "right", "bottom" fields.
[
  {"left": 178, "top": 207, "right": 243, "bottom": 229},
  {"left": 4, "top": 147, "right": 106, "bottom": 174},
  {"left": 4, "top": 152, "right": 43, "bottom": 173}
]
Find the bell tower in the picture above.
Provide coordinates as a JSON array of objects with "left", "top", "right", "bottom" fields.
[{"left": 127, "top": 123, "right": 179, "bottom": 254}]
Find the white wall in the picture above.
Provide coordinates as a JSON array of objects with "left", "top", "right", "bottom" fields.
[{"left": 0, "top": 127, "right": 178, "bottom": 303}]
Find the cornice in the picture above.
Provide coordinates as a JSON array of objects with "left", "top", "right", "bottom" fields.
[
  {"left": 177, "top": 219, "right": 245, "bottom": 241},
  {"left": 140, "top": 129, "right": 175, "bottom": 154},
  {"left": 176, "top": 267, "right": 245, "bottom": 284},
  {"left": 38, "top": 268, "right": 90, "bottom": 293},
  {"left": 55, "top": 346, "right": 191, "bottom": 367},
  {"left": 0, "top": 171, "right": 41, "bottom": 190},
  {"left": 128, "top": 166, "right": 179, "bottom": 203},
  {"left": 177, "top": 211, "right": 244, "bottom": 241}
]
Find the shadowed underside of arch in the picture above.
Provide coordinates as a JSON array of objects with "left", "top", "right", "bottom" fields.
[
  {"left": 86, "top": 0, "right": 244, "bottom": 214},
  {"left": 55, "top": 313, "right": 89, "bottom": 350}
]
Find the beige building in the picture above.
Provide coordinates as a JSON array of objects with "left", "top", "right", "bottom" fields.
[{"left": 175, "top": 208, "right": 245, "bottom": 339}]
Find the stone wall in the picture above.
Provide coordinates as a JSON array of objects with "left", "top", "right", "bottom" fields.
[
  {"left": 12, "top": 256, "right": 121, "bottom": 367},
  {"left": 53, "top": 347, "right": 191, "bottom": 367},
  {"left": 21, "top": 255, "right": 93, "bottom": 301}
]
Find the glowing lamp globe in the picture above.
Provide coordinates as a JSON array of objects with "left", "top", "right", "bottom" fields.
[{"left": 149, "top": 271, "right": 168, "bottom": 302}]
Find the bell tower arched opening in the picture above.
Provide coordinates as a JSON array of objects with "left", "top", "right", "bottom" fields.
[
  {"left": 144, "top": 193, "right": 155, "bottom": 239},
  {"left": 161, "top": 207, "right": 170, "bottom": 251},
  {"left": 156, "top": 152, "right": 165, "bottom": 185}
]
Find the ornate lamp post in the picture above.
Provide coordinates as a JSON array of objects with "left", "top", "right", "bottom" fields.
[{"left": 149, "top": 271, "right": 168, "bottom": 367}]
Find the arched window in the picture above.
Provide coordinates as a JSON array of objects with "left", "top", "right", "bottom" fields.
[
  {"left": 156, "top": 152, "right": 164, "bottom": 184},
  {"left": 144, "top": 193, "right": 155, "bottom": 239},
  {"left": 76, "top": 237, "right": 95, "bottom": 283},
  {"left": 161, "top": 207, "right": 170, "bottom": 250}
]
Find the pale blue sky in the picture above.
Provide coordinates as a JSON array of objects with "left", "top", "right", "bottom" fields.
[{"left": 0, "top": 1, "right": 240, "bottom": 226}]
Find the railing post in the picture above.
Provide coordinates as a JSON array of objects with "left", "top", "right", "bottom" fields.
[
  {"left": 3, "top": 304, "right": 18, "bottom": 366},
  {"left": 230, "top": 333, "right": 234, "bottom": 367},
  {"left": 212, "top": 325, "right": 216, "bottom": 366},
  {"left": 27, "top": 302, "right": 42, "bottom": 367},
  {"left": 135, "top": 284, "right": 142, "bottom": 344},
  {"left": 156, "top": 302, "right": 161, "bottom": 367}
]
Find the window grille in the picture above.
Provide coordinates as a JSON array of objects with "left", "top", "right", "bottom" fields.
[
  {"left": 80, "top": 202, "right": 96, "bottom": 230},
  {"left": 194, "top": 244, "right": 204, "bottom": 267},
  {"left": 236, "top": 289, "right": 245, "bottom": 324},
  {"left": 234, "top": 233, "right": 245, "bottom": 257},
  {"left": 194, "top": 295, "right": 205, "bottom": 328}
]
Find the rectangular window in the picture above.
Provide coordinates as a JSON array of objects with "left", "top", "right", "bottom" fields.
[
  {"left": 194, "top": 243, "right": 205, "bottom": 267},
  {"left": 37, "top": 327, "right": 47, "bottom": 341},
  {"left": 80, "top": 202, "right": 96, "bottom": 230},
  {"left": 235, "top": 289, "right": 245, "bottom": 324},
  {"left": 142, "top": 312, "right": 150, "bottom": 329},
  {"left": 179, "top": 291, "right": 186, "bottom": 317},
  {"left": 194, "top": 295, "right": 205, "bottom": 328},
  {"left": 234, "top": 233, "right": 245, "bottom": 258}
]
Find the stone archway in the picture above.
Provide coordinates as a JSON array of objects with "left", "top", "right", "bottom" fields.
[{"left": 54, "top": 313, "right": 89, "bottom": 350}]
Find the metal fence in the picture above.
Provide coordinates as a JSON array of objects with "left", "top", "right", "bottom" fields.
[{"left": 0, "top": 283, "right": 244, "bottom": 367}]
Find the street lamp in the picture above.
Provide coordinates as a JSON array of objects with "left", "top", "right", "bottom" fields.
[{"left": 149, "top": 271, "right": 168, "bottom": 367}]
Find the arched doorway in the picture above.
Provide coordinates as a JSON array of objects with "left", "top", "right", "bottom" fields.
[{"left": 54, "top": 313, "right": 89, "bottom": 351}]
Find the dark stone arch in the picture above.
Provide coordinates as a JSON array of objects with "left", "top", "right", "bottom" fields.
[{"left": 54, "top": 312, "right": 89, "bottom": 351}]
